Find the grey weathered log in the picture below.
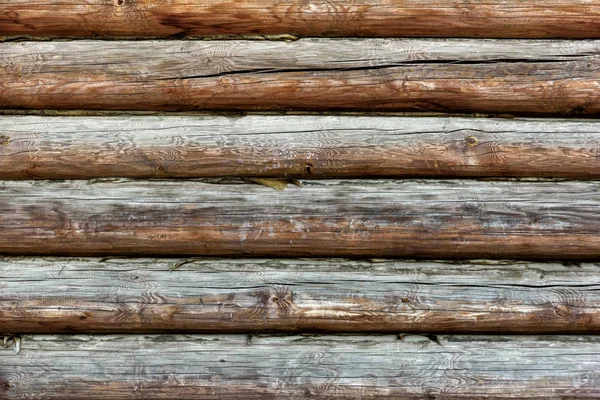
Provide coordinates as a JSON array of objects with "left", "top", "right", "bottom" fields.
[
  {"left": 1, "top": 179, "right": 600, "bottom": 259},
  {"left": 2, "top": 334, "right": 600, "bottom": 399},
  {"left": 1, "top": 257, "right": 599, "bottom": 333},
  {"left": 1, "top": 39, "right": 600, "bottom": 114},
  {"left": 3, "top": 115, "right": 600, "bottom": 179}
]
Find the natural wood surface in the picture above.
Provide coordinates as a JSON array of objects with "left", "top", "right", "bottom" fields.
[
  {"left": 1, "top": 0, "right": 599, "bottom": 39},
  {"left": 3, "top": 115, "right": 600, "bottom": 179},
  {"left": 2, "top": 39, "right": 600, "bottom": 114},
  {"left": 1, "top": 257, "right": 599, "bottom": 333},
  {"left": 2, "top": 334, "right": 600, "bottom": 399},
  {"left": 2, "top": 179, "right": 600, "bottom": 259}
]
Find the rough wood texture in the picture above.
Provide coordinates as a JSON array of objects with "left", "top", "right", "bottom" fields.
[
  {"left": 1, "top": 179, "right": 600, "bottom": 259},
  {"left": 2, "top": 334, "right": 600, "bottom": 399},
  {"left": 3, "top": 115, "right": 600, "bottom": 179},
  {"left": 1, "top": 0, "right": 599, "bottom": 39},
  {"left": 2, "top": 40, "right": 600, "bottom": 114},
  {"left": 1, "top": 257, "right": 599, "bottom": 333}
]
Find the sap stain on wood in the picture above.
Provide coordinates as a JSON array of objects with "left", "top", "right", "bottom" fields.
[
  {"left": 1, "top": 40, "right": 600, "bottom": 114},
  {"left": 1, "top": 257, "right": 599, "bottom": 333},
  {"left": 2, "top": 115, "right": 600, "bottom": 179}
]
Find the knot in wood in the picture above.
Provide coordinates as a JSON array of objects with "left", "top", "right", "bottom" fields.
[
  {"left": 0, "top": 378, "right": 11, "bottom": 391},
  {"left": 465, "top": 136, "right": 479, "bottom": 147},
  {"left": 555, "top": 304, "right": 572, "bottom": 318}
]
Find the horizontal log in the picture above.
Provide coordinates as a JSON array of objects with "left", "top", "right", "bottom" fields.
[
  {"left": 3, "top": 115, "right": 600, "bottom": 179},
  {"left": 1, "top": 179, "right": 600, "bottom": 259},
  {"left": 2, "top": 257, "right": 599, "bottom": 333},
  {"left": 2, "top": 334, "right": 600, "bottom": 399},
  {"left": 2, "top": 40, "right": 600, "bottom": 114},
  {"left": 1, "top": 0, "right": 599, "bottom": 39}
]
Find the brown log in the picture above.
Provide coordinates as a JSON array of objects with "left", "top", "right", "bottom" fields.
[
  {"left": 1, "top": 257, "right": 599, "bottom": 334},
  {"left": 1, "top": 179, "right": 600, "bottom": 259},
  {"left": 1, "top": 40, "right": 600, "bottom": 114},
  {"left": 3, "top": 115, "right": 600, "bottom": 179},
  {"left": 2, "top": 334, "right": 600, "bottom": 399},
  {"left": 1, "top": 0, "right": 599, "bottom": 39}
]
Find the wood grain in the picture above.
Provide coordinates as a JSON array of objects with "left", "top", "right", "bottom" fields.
[
  {"left": 1, "top": 0, "right": 599, "bottom": 39},
  {"left": 1, "top": 40, "right": 600, "bottom": 114},
  {"left": 3, "top": 115, "right": 600, "bottom": 179},
  {"left": 2, "top": 334, "right": 600, "bottom": 399},
  {"left": 1, "top": 179, "right": 600, "bottom": 259},
  {"left": 1, "top": 257, "right": 599, "bottom": 334}
]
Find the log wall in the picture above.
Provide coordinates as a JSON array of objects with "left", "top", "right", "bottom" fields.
[{"left": 2, "top": 1, "right": 600, "bottom": 398}]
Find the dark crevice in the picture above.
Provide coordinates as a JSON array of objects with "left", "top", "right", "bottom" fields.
[{"left": 150, "top": 58, "right": 579, "bottom": 81}]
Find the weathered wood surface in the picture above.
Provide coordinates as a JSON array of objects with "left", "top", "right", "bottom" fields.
[
  {"left": 1, "top": 257, "right": 599, "bottom": 333},
  {"left": 1, "top": 0, "right": 600, "bottom": 39},
  {"left": 2, "top": 334, "right": 600, "bottom": 399},
  {"left": 1, "top": 179, "right": 600, "bottom": 259},
  {"left": 3, "top": 115, "right": 600, "bottom": 179},
  {"left": 2, "top": 40, "right": 600, "bottom": 114}
]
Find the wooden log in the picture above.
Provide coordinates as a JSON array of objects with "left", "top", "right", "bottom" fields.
[
  {"left": 1, "top": 0, "right": 599, "bottom": 39},
  {"left": 2, "top": 334, "right": 600, "bottom": 399},
  {"left": 3, "top": 115, "right": 600, "bottom": 179},
  {"left": 1, "top": 179, "right": 600, "bottom": 259},
  {"left": 1, "top": 40, "right": 600, "bottom": 115},
  {"left": 1, "top": 257, "right": 599, "bottom": 333}
]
